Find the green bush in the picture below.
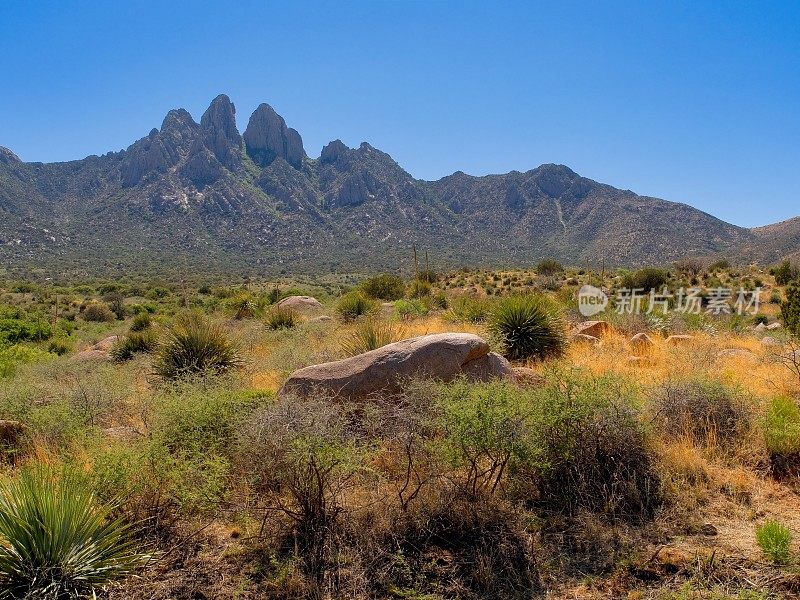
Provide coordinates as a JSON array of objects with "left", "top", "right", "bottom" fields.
[
  {"left": 130, "top": 312, "right": 152, "bottom": 332},
  {"left": 0, "top": 317, "right": 52, "bottom": 345},
  {"left": 0, "top": 346, "right": 51, "bottom": 378},
  {"left": 336, "top": 292, "right": 378, "bottom": 321},
  {"left": 340, "top": 320, "right": 401, "bottom": 356},
  {"left": 620, "top": 268, "right": 670, "bottom": 292},
  {"left": 756, "top": 519, "right": 792, "bottom": 564},
  {"left": 449, "top": 296, "right": 492, "bottom": 323},
  {"left": 394, "top": 298, "right": 428, "bottom": 319},
  {"left": 535, "top": 259, "right": 564, "bottom": 276},
  {"left": 360, "top": 274, "right": 405, "bottom": 300},
  {"left": 47, "top": 337, "right": 72, "bottom": 356},
  {"left": 0, "top": 468, "right": 145, "bottom": 598},
  {"left": 111, "top": 330, "right": 159, "bottom": 361},
  {"left": 82, "top": 302, "right": 115, "bottom": 323},
  {"left": 265, "top": 306, "right": 299, "bottom": 330},
  {"left": 774, "top": 260, "right": 799, "bottom": 286},
  {"left": 154, "top": 313, "right": 242, "bottom": 379},
  {"left": 408, "top": 279, "right": 432, "bottom": 298},
  {"left": 782, "top": 281, "right": 800, "bottom": 336},
  {"left": 488, "top": 295, "right": 566, "bottom": 360},
  {"left": 763, "top": 396, "right": 800, "bottom": 477}
]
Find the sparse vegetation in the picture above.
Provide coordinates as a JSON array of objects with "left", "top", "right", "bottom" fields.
[{"left": 265, "top": 306, "right": 299, "bottom": 330}]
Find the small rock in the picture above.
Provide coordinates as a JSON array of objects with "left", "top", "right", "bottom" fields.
[
  {"left": 700, "top": 523, "right": 718, "bottom": 536},
  {"left": 92, "top": 335, "right": 120, "bottom": 352},
  {"left": 717, "top": 348, "right": 758, "bottom": 362},
  {"left": 511, "top": 366, "right": 544, "bottom": 386},
  {"left": 755, "top": 323, "right": 767, "bottom": 332},
  {"left": 308, "top": 315, "right": 333, "bottom": 323},
  {"left": 665, "top": 335, "right": 694, "bottom": 345},
  {"left": 760, "top": 336, "right": 781, "bottom": 347},
  {"left": 74, "top": 349, "right": 111, "bottom": 362},
  {"left": 630, "top": 333, "right": 655, "bottom": 356},
  {"left": 766, "top": 322, "right": 782, "bottom": 331},
  {"left": 572, "top": 320, "right": 613, "bottom": 338},
  {"left": 571, "top": 333, "right": 601, "bottom": 345}
]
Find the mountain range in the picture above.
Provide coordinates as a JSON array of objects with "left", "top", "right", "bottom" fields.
[{"left": 0, "top": 94, "right": 796, "bottom": 279}]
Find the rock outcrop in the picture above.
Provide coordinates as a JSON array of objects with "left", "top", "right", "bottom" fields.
[
  {"left": 277, "top": 295, "right": 323, "bottom": 313},
  {"left": 244, "top": 103, "right": 305, "bottom": 169},
  {"left": 280, "top": 333, "right": 511, "bottom": 399},
  {"left": 200, "top": 94, "right": 242, "bottom": 170}
]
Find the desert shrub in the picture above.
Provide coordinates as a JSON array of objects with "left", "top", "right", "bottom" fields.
[
  {"left": 534, "top": 275, "right": 561, "bottom": 292},
  {"left": 336, "top": 291, "right": 378, "bottom": 321},
  {"left": 238, "top": 396, "right": 360, "bottom": 580},
  {"left": 620, "top": 267, "right": 670, "bottom": 292},
  {"left": 226, "top": 293, "right": 258, "bottom": 320},
  {"left": 0, "top": 468, "right": 145, "bottom": 598},
  {"left": 82, "top": 302, "right": 115, "bottom": 322},
  {"left": 111, "top": 330, "right": 158, "bottom": 361},
  {"left": 752, "top": 314, "right": 769, "bottom": 326},
  {"left": 47, "top": 337, "right": 72, "bottom": 356},
  {"left": 527, "top": 373, "right": 661, "bottom": 521},
  {"left": 265, "top": 306, "right": 299, "bottom": 330},
  {"left": 431, "top": 291, "right": 448, "bottom": 309},
  {"left": 340, "top": 320, "right": 401, "bottom": 356},
  {"left": 449, "top": 296, "right": 492, "bottom": 323},
  {"left": 782, "top": 281, "right": 800, "bottom": 335},
  {"left": 488, "top": 295, "right": 566, "bottom": 360},
  {"left": 360, "top": 274, "right": 405, "bottom": 300},
  {"left": 651, "top": 378, "right": 753, "bottom": 451},
  {"left": 394, "top": 298, "right": 428, "bottom": 319},
  {"left": 756, "top": 520, "right": 792, "bottom": 564},
  {"left": 674, "top": 257, "right": 704, "bottom": 278},
  {"left": 763, "top": 396, "right": 800, "bottom": 477},
  {"left": 409, "top": 279, "right": 432, "bottom": 298},
  {"left": 0, "top": 346, "right": 50, "bottom": 378},
  {"left": 774, "top": 260, "right": 799, "bottom": 286},
  {"left": 0, "top": 317, "right": 52, "bottom": 345},
  {"left": 153, "top": 313, "right": 242, "bottom": 379},
  {"left": 416, "top": 269, "right": 438, "bottom": 284},
  {"left": 130, "top": 312, "right": 152, "bottom": 332},
  {"left": 104, "top": 291, "right": 126, "bottom": 320},
  {"left": 535, "top": 259, "right": 564, "bottom": 276},
  {"left": 708, "top": 258, "right": 731, "bottom": 272}
]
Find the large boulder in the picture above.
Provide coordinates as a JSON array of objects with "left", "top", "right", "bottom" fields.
[
  {"left": 280, "top": 333, "right": 512, "bottom": 399},
  {"left": 572, "top": 320, "right": 613, "bottom": 338},
  {"left": 277, "top": 295, "right": 323, "bottom": 313},
  {"left": 73, "top": 335, "right": 120, "bottom": 361}
]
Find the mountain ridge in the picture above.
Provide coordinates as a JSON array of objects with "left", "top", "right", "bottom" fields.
[{"left": 0, "top": 94, "right": 796, "bottom": 278}]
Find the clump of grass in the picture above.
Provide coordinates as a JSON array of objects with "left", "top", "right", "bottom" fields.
[
  {"left": 153, "top": 313, "right": 242, "bottom": 379},
  {"left": 763, "top": 396, "right": 800, "bottom": 477},
  {"left": 130, "top": 312, "right": 152, "bottom": 332},
  {"left": 81, "top": 302, "right": 116, "bottom": 323},
  {"left": 409, "top": 279, "right": 432, "bottom": 298},
  {"left": 394, "top": 298, "right": 428, "bottom": 320},
  {"left": 47, "top": 337, "right": 72, "bottom": 356},
  {"left": 265, "top": 306, "right": 299, "bottom": 330},
  {"left": 336, "top": 291, "right": 378, "bottom": 321},
  {"left": 0, "top": 468, "right": 146, "bottom": 598},
  {"left": 756, "top": 519, "right": 792, "bottom": 564},
  {"left": 111, "top": 329, "right": 159, "bottom": 361},
  {"left": 360, "top": 274, "right": 405, "bottom": 300},
  {"left": 449, "top": 296, "right": 492, "bottom": 323},
  {"left": 340, "top": 320, "right": 402, "bottom": 356},
  {"left": 488, "top": 295, "right": 566, "bottom": 360}
]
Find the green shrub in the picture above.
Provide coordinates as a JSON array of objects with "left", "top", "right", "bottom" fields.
[
  {"left": 763, "top": 396, "right": 800, "bottom": 477},
  {"left": 620, "top": 268, "right": 670, "bottom": 292},
  {"left": 449, "top": 296, "right": 492, "bottom": 323},
  {"left": 394, "top": 298, "right": 428, "bottom": 319},
  {"left": 488, "top": 295, "right": 566, "bottom": 360},
  {"left": 0, "top": 317, "right": 52, "bottom": 345},
  {"left": 782, "top": 281, "right": 800, "bottom": 336},
  {"left": 111, "top": 330, "right": 159, "bottom": 361},
  {"left": 774, "top": 260, "right": 799, "bottom": 286},
  {"left": 226, "top": 293, "right": 258, "bottom": 320},
  {"left": 130, "top": 312, "right": 152, "bottom": 332},
  {"left": 708, "top": 258, "right": 731, "bottom": 272},
  {"left": 47, "top": 337, "right": 72, "bottom": 356},
  {"left": 336, "top": 292, "right": 378, "bottom": 321},
  {"left": 0, "top": 468, "right": 145, "bottom": 598},
  {"left": 265, "top": 306, "right": 299, "bottom": 330},
  {"left": 409, "top": 279, "right": 432, "bottom": 298},
  {"left": 417, "top": 269, "right": 438, "bottom": 284},
  {"left": 536, "top": 259, "right": 564, "bottom": 276},
  {"left": 0, "top": 346, "right": 51, "bottom": 378},
  {"left": 360, "top": 274, "right": 405, "bottom": 300},
  {"left": 756, "top": 519, "right": 792, "bottom": 564},
  {"left": 82, "top": 302, "right": 115, "bottom": 323},
  {"left": 340, "top": 320, "right": 401, "bottom": 356},
  {"left": 154, "top": 313, "right": 242, "bottom": 379}
]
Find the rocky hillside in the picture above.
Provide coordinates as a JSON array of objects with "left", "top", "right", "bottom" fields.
[{"left": 0, "top": 95, "right": 795, "bottom": 278}]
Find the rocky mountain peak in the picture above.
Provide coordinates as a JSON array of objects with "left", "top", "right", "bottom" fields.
[
  {"left": 243, "top": 103, "right": 305, "bottom": 169},
  {"left": 161, "top": 108, "right": 197, "bottom": 133},
  {"left": 0, "top": 146, "right": 21, "bottom": 164},
  {"left": 319, "top": 139, "right": 349, "bottom": 164},
  {"left": 200, "top": 94, "right": 242, "bottom": 169}
]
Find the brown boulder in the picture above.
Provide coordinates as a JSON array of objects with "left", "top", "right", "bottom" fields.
[
  {"left": 571, "top": 333, "right": 601, "bottom": 345},
  {"left": 630, "top": 333, "right": 655, "bottom": 356},
  {"left": 74, "top": 349, "right": 112, "bottom": 362},
  {"left": 92, "top": 335, "right": 120, "bottom": 352},
  {"left": 280, "top": 333, "right": 509, "bottom": 399},
  {"left": 511, "top": 367, "right": 545, "bottom": 386},
  {"left": 572, "top": 320, "right": 613, "bottom": 338}
]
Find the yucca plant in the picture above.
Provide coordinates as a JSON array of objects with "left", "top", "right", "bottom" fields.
[
  {"left": 336, "top": 292, "right": 378, "bottom": 321},
  {"left": 0, "top": 469, "right": 146, "bottom": 598},
  {"left": 488, "top": 295, "right": 566, "bottom": 361},
  {"left": 340, "top": 320, "right": 402, "bottom": 356},
  {"left": 153, "top": 312, "right": 242, "bottom": 379},
  {"left": 265, "top": 306, "right": 299, "bottom": 330}
]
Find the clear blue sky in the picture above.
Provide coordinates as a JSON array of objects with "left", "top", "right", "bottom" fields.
[{"left": 1, "top": 1, "right": 798, "bottom": 227}]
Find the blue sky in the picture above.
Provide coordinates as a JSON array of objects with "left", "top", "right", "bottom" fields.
[{"left": 1, "top": 0, "right": 797, "bottom": 227}]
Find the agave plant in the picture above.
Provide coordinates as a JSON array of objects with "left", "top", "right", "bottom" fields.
[
  {"left": 0, "top": 469, "right": 146, "bottom": 598},
  {"left": 488, "top": 295, "right": 566, "bottom": 361},
  {"left": 153, "top": 312, "right": 242, "bottom": 379}
]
